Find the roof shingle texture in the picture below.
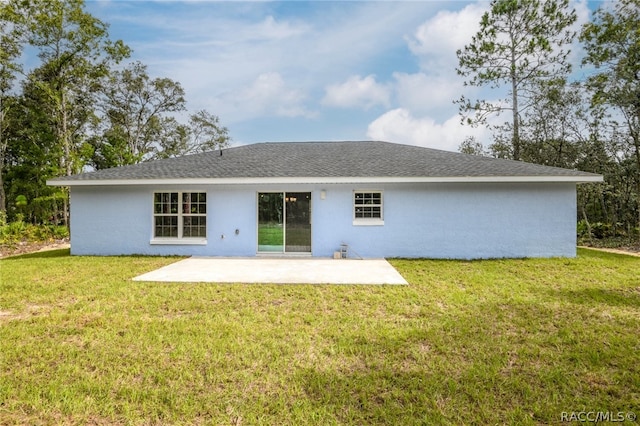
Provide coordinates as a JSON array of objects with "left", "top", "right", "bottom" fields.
[{"left": 51, "top": 141, "right": 600, "bottom": 181}]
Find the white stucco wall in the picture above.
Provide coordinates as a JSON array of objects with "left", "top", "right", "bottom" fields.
[{"left": 69, "top": 182, "right": 577, "bottom": 258}]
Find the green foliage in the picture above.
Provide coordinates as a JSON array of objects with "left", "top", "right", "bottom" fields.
[
  {"left": 0, "top": 0, "right": 231, "bottom": 224},
  {"left": 577, "top": 220, "right": 622, "bottom": 240},
  {"left": 20, "top": 0, "right": 131, "bottom": 177},
  {"left": 456, "top": 0, "right": 577, "bottom": 160},
  {"left": 458, "top": 0, "right": 639, "bottom": 242},
  {"left": 91, "top": 62, "right": 230, "bottom": 169},
  {"left": 188, "top": 109, "right": 230, "bottom": 153},
  {"left": 580, "top": 0, "right": 640, "bottom": 103},
  {"left": 458, "top": 136, "right": 488, "bottom": 156},
  {"left": 92, "top": 61, "right": 185, "bottom": 168},
  {"left": 0, "top": 215, "right": 68, "bottom": 247},
  {"left": 579, "top": 0, "right": 640, "bottom": 239},
  {"left": 14, "top": 194, "right": 26, "bottom": 208},
  {"left": 516, "top": 79, "right": 585, "bottom": 168}
]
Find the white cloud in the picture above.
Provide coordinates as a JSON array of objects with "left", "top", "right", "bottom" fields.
[
  {"left": 376, "top": 0, "right": 589, "bottom": 153},
  {"left": 91, "top": 1, "right": 584, "bottom": 145},
  {"left": 244, "top": 15, "right": 310, "bottom": 43},
  {"left": 322, "top": 75, "right": 390, "bottom": 110},
  {"left": 367, "top": 2, "right": 489, "bottom": 149},
  {"left": 88, "top": 1, "right": 448, "bottom": 139},
  {"left": 407, "top": 2, "right": 487, "bottom": 71},
  {"left": 211, "top": 72, "right": 313, "bottom": 123},
  {"left": 393, "top": 72, "right": 463, "bottom": 118},
  {"left": 367, "top": 108, "right": 490, "bottom": 152}
]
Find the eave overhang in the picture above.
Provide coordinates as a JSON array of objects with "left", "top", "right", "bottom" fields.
[{"left": 47, "top": 175, "right": 604, "bottom": 187}]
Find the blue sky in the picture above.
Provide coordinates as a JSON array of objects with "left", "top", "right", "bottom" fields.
[{"left": 85, "top": 0, "right": 593, "bottom": 152}]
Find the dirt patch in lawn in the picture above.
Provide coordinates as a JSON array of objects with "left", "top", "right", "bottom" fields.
[
  {"left": 0, "top": 239, "right": 70, "bottom": 258},
  {"left": 579, "top": 246, "right": 640, "bottom": 257}
]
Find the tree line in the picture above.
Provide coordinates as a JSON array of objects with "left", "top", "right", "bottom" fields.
[
  {"left": 457, "top": 0, "right": 639, "bottom": 243},
  {"left": 0, "top": 0, "right": 230, "bottom": 225}
]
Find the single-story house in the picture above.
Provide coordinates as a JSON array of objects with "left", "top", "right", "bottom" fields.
[{"left": 47, "top": 141, "right": 602, "bottom": 259}]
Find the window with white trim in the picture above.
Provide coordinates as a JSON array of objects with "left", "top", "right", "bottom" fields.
[
  {"left": 153, "top": 192, "right": 207, "bottom": 239},
  {"left": 354, "top": 191, "right": 383, "bottom": 222}
]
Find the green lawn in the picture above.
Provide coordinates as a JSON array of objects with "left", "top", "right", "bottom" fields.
[
  {"left": 258, "top": 224, "right": 311, "bottom": 247},
  {"left": 1, "top": 249, "right": 638, "bottom": 424}
]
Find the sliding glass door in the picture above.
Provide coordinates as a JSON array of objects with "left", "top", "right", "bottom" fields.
[
  {"left": 258, "top": 193, "right": 284, "bottom": 252},
  {"left": 284, "top": 192, "right": 311, "bottom": 252},
  {"left": 258, "top": 192, "right": 311, "bottom": 253}
]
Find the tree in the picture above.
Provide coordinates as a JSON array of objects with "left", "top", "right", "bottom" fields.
[
  {"left": 581, "top": 0, "right": 640, "bottom": 237},
  {"left": 458, "top": 136, "right": 487, "bottom": 156},
  {"left": 92, "top": 63, "right": 230, "bottom": 168},
  {"left": 15, "top": 0, "right": 129, "bottom": 225},
  {"left": 456, "top": 0, "right": 577, "bottom": 161},
  {"left": 20, "top": 0, "right": 129, "bottom": 175},
  {"left": 143, "top": 110, "right": 230, "bottom": 160},
  {"left": 517, "top": 79, "right": 586, "bottom": 168},
  {"left": 93, "top": 61, "right": 186, "bottom": 168},
  {"left": 188, "top": 110, "right": 230, "bottom": 154},
  {"left": 0, "top": 1, "right": 25, "bottom": 214},
  {"left": 1, "top": 0, "right": 232, "bottom": 225},
  {"left": 3, "top": 76, "right": 64, "bottom": 223}
]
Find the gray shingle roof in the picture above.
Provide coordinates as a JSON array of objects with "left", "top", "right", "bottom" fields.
[{"left": 48, "top": 141, "right": 602, "bottom": 184}]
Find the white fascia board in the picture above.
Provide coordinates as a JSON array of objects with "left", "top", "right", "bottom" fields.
[{"left": 47, "top": 175, "right": 603, "bottom": 187}]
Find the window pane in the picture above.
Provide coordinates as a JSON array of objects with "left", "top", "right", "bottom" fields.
[
  {"left": 154, "top": 193, "right": 163, "bottom": 214},
  {"left": 199, "top": 193, "right": 207, "bottom": 213},
  {"left": 355, "top": 206, "right": 381, "bottom": 218},
  {"left": 182, "top": 192, "right": 191, "bottom": 214},
  {"left": 183, "top": 192, "right": 206, "bottom": 214},
  {"left": 154, "top": 192, "right": 178, "bottom": 214},
  {"left": 155, "top": 216, "right": 178, "bottom": 237},
  {"left": 170, "top": 193, "right": 177, "bottom": 214},
  {"left": 183, "top": 216, "right": 206, "bottom": 238},
  {"left": 155, "top": 192, "right": 206, "bottom": 239},
  {"left": 355, "top": 192, "right": 381, "bottom": 205},
  {"left": 354, "top": 192, "right": 382, "bottom": 219}
]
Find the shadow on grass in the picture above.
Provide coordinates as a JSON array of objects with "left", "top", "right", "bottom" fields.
[
  {"left": 544, "top": 287, "right": 640, "bottom": 309},
  {"left": 295, "top": 366, "right": 449, "bottom": 424},
  {"left": 1, "top": 248, "right": 70, "bottom": 261}
]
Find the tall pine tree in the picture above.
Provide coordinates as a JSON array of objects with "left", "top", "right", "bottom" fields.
[{"left": 456, "top": 0, "right": 577, "bottom": 161}]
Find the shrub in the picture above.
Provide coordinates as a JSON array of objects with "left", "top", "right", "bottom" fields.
[{"left": 0, "top": 216, "right": 69, "bottom": 246}]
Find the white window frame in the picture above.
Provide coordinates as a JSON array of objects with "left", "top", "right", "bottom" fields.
[
  {"left": 150, "top": 191, "right": 207, "bottom": 245},
  {"left": 353, "top": 190, "right": 384, "bottom": 226}
]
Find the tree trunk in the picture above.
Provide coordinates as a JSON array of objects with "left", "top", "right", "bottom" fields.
[
  {"left": 61, "top": 90, "right": 70, "bottom": 228},
  {"left": 0, "top": 169, "right": 5, "bottom": 217},
  {"left": 636, "top": 179, "right": 640, "bottom": 242},
  {"left": 0, "top": 132, "right": 5, "bottom": 216},
  {"left": 510, "top": 41, "right": 520, "bottom": 161},
  {"left": 633, "top": 134, "right": 640, "bottom": 241},
  {"left": 580, "top": 201, "right": 593, "bottom": 243},
  {"left": 0, "top": 100, "right": 6, "bottom": 215}
]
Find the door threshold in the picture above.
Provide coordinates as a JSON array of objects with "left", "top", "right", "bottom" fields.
[{"left": 257, "top": 252, "right": 312, "bottom": 258}]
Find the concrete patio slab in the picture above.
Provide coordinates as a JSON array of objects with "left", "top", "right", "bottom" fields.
[{"left": 133, "top": 257, "right": 408, "bottom": 285}]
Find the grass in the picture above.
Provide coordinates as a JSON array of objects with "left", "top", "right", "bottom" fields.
[
  {"left": 258, "top": 223, "right": 284, "bottom": 246},
  {"left": 258, "top": 224, "right": 311, "bottom": 249},
  {"left": 1, "top": 248, "right": 638, "bottom": 425}
]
